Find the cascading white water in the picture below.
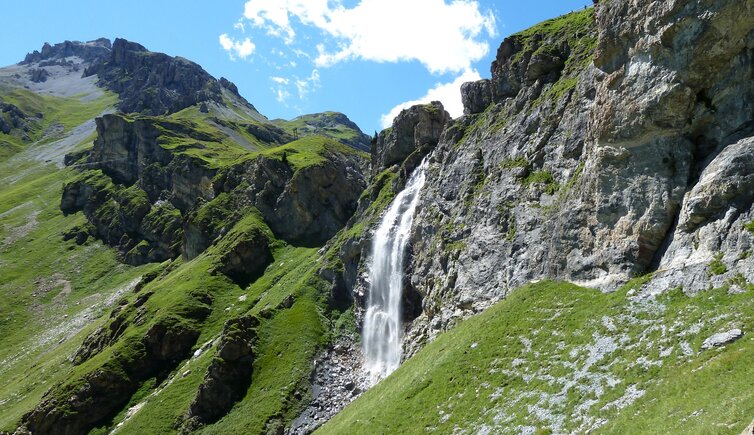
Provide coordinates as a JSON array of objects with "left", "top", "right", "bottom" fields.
[{"left": 362, "top": 158, "right": 428, "bottom": 382}]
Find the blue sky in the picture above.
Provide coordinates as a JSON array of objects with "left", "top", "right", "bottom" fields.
[{"left": 0, "top": 0, "right": 591, "bottom": 133}]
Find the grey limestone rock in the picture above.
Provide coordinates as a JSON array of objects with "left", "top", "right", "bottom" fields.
[
  {"left": 461, "top": 79, "right": 492, "bottom": 115},
  {"left": 371, "top": 101, "right": 450, "bottom": 177},
  {"left": 701, "top": 329, "right": 743, "bottom": 350}
]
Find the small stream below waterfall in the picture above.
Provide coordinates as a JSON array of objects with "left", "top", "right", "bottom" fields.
[{"left": 362, "top": 159, "right": 429, "bottom": 382}]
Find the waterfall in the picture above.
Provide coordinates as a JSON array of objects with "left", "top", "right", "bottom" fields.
[{"left": 362, "top": 158, "right": 428, "bottom": 382}]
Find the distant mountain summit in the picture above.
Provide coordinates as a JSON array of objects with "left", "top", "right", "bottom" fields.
[
  {"left": 82, "top": 38, "right": 255, "bottom": 117},
  {"left": 20, "top": 38, "right": 112, "bottom": 65},
  {"left": 3, "top": 37, "right": 371, "bottom": 153}
]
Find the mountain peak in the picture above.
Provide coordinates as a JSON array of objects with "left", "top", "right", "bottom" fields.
[
  {"left": 82, "top": 37, "right": 258, "bottom": 117},
  {"left": 21, "top": 38, "right": 111, "bottom": 65}
]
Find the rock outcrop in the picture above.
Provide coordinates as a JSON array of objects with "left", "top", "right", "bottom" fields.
[
  {"left": 22, "top": 315, "right": 203, "bottom": 435},
  {"left": 87, "top": 114, "right": 218, "bottom": 209},
  {"left": 63, "top": 112, "right": 367, "bottom": 264},
  {"left": 182, "top": 316, "right": 259, "bottom": 430},
  {"left": 60, "top": 114, "right": 217, "bottom": 264},
  {"left": 214, "top": 142, "right": 367, "bottom": 247},
  {"left": 0, "top": 98, "right": 34, "bottom": 138},
  {"left": 371, "top": 101, "right": 450, "bottom": 177},
  {"left": 460, "top": 79, "right": 492, "bottom": 115}
]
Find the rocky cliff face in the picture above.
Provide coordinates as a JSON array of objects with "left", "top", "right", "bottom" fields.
[
  {"left": 386, "top": 0, "right": 754, "bottom": 349},
  {"left": 323, "top": 1, "right": 754, "bottom": 357}
]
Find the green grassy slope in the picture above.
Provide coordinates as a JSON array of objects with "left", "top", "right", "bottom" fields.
[
  {"left": 273, "top": 112, "right": 370, "bottom": 149},
  {"left": 322, "top": 280, "right": 754, "bottom": 434},
  {"left": 0, "top": 89, "right": 117, "bottom": 160},
  {"left": 0, "top": 143, "right": 149, "bottom": 431},
  {"left": 259, "top": 135, "right": 369, "bottom": 170}
]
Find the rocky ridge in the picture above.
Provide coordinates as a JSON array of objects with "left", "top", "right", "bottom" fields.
[
  {"left": 21, "top": 38, "right": 112, "bottom": 65},
  {"left": 82, "top": 38, "right": 253, "bottom": 117}
]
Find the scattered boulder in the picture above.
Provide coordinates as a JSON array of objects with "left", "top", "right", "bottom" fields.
[{"left": 701, "top": 329, "right": 743, "bottom": 350}]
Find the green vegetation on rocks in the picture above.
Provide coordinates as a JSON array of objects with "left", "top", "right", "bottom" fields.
[
  {"left": 0, "top": 160, "right": 150, "bottom": 431},
  {"left": 745, "top": 220, "right": 754, "bottom": 235},
  {"left": 708, "top": 252, "right": 728, "bottom": 276},
  {"left": 523, "top": 170, "right": 560, "bottom": 194}
]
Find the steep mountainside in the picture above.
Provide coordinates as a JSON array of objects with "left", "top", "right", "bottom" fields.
[
  {"left": 1, "top": 0, "right": 754, "bottom": 433},
  {"left": 0, "top": 38, "right": 369, "bottom": 434}
]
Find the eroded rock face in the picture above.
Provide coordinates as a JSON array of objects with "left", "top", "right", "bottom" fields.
[
  {"left": 60, "top": 114, "right": 217, "bottom": 264},
  {"left": 272, "top": 159, "right": 366, "bottom": 245},
  {"left": 216, "top": 149, "right": 367, "bottom": 247},
  {"left": 90, "top": 114, "right": 217, "bottom": 207},
  {"left": 371, "top": 102, "right": 450, "bottom": 177}
]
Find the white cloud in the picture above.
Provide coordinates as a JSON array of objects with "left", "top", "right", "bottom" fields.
[
  {"left": 219, "top": 34, "right": 256, "bottom": 60},
  {"left": 243, "top": 0, "right": 332, "bottom": 44},
  {"left": 273, "top": 87, "right": 291, "bottom": 103},
  {"left": 379, "top": 68, "right": 481, "bottom": 128},
  {"left": 238, "top": 0, "right": 495, "bottom": 73},
  {"left": 295, "top": 69, "right": 321, "bottom": 99},
  {"left": 269, "top": 69, "right": 320, "bottom": 104}
]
